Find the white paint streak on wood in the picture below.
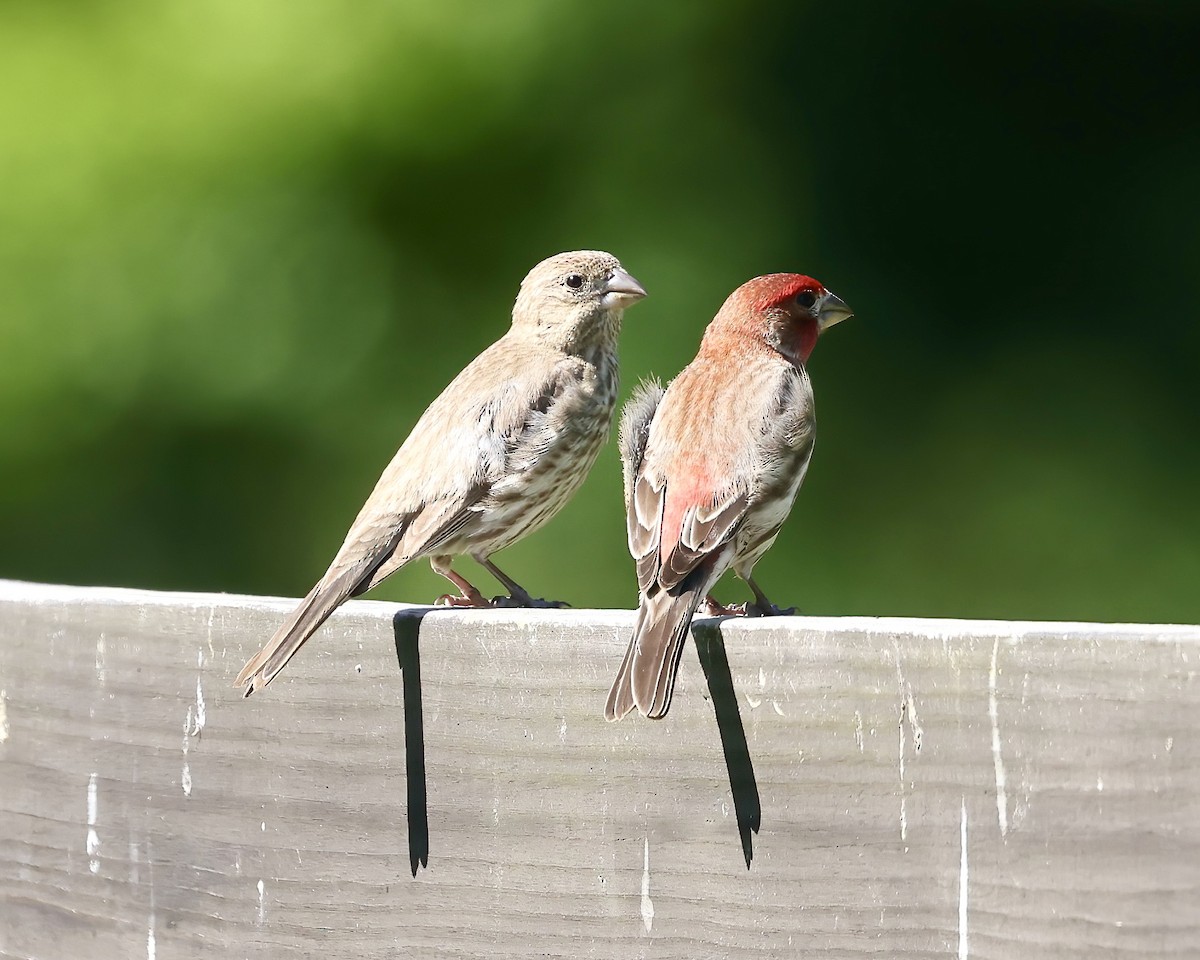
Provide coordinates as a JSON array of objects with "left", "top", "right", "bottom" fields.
[
  {"left": 895, "top": 648, "right": 923, "bottom": 842},
  {"left": 906, "top": 692, "right": 923, "bottom": 752},
  {"left": 257, "top": 879, "right": 266, "bottom": 926},
  {"left": 146, "top": 841, "right": 157, "bottom": 960},
  {"left": 204, "top": 603, "right": 216, "bottom": 660},
  {"left": 640, "top": 839, "right": 654, "bottom": 934},
  {"left": 0, "top": 688, "right": 8, "bottom": 743},
  {"left": 193, "top": 677, "right": 206, "bottom": 736},
  {"left": 959, "top": 798, "right": 969, "bottom": 959},
  {"left": 990, "top": 636, "right": 1010, "bottom": 838},
  {"left": 86, "top": 772, "right": 100, "bottom": 874},
  {"left": 181, "top": 704, "right": 192, "bottom": 795},
  {"left": 898, "top": 715, "right": 907, "bottom": 842}
]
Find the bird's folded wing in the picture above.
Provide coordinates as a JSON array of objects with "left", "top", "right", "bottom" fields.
[
  {"left": 345, "top": 361, "right": 572, "bottom": 580},
  {"left": 395, "top": 485, "right": 488, "bottom": 559},
  {"left": 658, "top": 489, "right": 749, "bottom": 591},
  {"left": 619, "top": 379, "right": 665, "bottom": 511},
  {"left": 629, "top": 469, "right": 750, "bottom": 595},
  {"left": 629, "top": 472, "right": 665, "bottom": 594}
]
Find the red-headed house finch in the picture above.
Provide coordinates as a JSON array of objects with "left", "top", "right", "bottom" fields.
[
  {"left": 604, "top": 273, "right": 851, "bottom": 721},
  {"left": 237, "top": 250, "right": 646, "bottom": 696}
]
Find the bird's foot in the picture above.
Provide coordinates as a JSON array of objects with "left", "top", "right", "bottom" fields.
[
  {"left": 702, "top": 596, "right": 796, "bottom": 618},
  {"left": 702, "top": 596, "right": 745, "bottom": 617},
  {"left": 434, "top": 588, "right": 491, "bottom": 608},
  {"left": 490, "top": 594, "right": 571, "bottom": 609},
  {"left": 746, "top": 601, "right": 797, "bottom": 618}
]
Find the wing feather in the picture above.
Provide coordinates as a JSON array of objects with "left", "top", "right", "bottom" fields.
[
  {"left": 619, "top": 380, "right": 667, "bottom": 593},
  {"left": 658, "top": 489, "right": 750, "bottom": 591}
]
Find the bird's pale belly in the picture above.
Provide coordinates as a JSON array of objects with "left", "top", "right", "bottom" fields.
[
  {"left": 446, "top": 402, "right": 614, "bottom": 559},
  {"left": 731, "top": 450, "right": 812, "bottom": 575},
  {"left": 486, "top": 428, "right": 608, "bottom": 552}
]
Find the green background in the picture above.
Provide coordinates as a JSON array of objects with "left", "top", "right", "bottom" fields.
[{"left": 2, "top": 1, "right": 1197, "bottom": 622}]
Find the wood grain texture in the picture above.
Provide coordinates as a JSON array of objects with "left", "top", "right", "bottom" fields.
[{"left": 1, "top": 579, "right": 1198, "bottom": 959}]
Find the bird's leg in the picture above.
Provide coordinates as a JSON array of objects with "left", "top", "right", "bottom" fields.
[
  {"left": 479, "top": 558, "right": 569, "bottom": 609},
  {"left": 479, "top": 559, "right": 533, "bottom": 605},
  {"left": 430, "top": 557, "right": 491, "bottom": 608},
  {"left": 744, "top": 576, "right": 796, "bottom": 617}
]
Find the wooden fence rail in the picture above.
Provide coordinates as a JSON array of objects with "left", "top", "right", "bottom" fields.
[{"left": 1, "top": 579, "right": 1198, "bottom": 958}]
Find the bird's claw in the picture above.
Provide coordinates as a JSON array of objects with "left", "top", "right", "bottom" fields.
[
  {"left": 490, "top": 594, "right": 571, "bottom": 609},
  {"left": 746, "top": 602, "right": 796, "bottom": 618},
  {"left": 702, "top": 597, "right": 748, "bottom": 617},
  {"left": 434, "top": 591, "right": 569, "bottom": 609},
  {"left": 702, "top": 597, "right": 796, "bottom": 618},
  {"left": 434, "top": 592, "right": 490, "bottom": 608}
]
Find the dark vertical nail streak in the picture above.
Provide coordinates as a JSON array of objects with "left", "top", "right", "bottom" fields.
[
  {"left": 393, "top": 611, "right": 429, "bottom": 876},
  {"left": 694, "top": 622, "right": 761, "bottom": 869}
]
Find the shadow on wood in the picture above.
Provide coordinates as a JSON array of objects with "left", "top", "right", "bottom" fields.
[
  {"left": 694, "top": 621, "right": 761, "bottom": 869},
  {"left": 392, "top": 609, "right": 430, "bottom": 877}
]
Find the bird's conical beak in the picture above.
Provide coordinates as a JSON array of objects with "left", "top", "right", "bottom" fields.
[
  {"left": 602, "top": 267, "right": 648, "bottom": 308},
  {"left": 818, "top": 290, "right": 853, "bottom": 331}
]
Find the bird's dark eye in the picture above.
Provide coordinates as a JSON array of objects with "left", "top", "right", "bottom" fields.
[
  {"left": 796, "top": 291, "right": 817, "bottom": 308},
  {"left": 565, "top": 274, "right": 584, "bottom": 289}
]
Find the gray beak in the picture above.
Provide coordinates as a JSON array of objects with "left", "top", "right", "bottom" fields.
[
  {"left": 602, "top": 267, "right": 648, "bottom": 308},
  {"left": 818, "top": 290, "right": 853, "bottom": 331}
]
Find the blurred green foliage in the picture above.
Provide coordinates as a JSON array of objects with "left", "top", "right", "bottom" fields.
[{"left": 2, "top": 0, "right": 1197, "bottom": 622}]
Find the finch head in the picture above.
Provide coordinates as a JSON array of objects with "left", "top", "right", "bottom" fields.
[
  {"left": 705, "top": 273, "right": 852, "bottom": 364},
  {"left": 512, "top": 251, "right": 647, "bottom": 345}
]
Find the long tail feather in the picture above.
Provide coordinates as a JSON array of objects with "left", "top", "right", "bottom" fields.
[
  {"left": 606, "top": 586, "right": 705, "bottom": 720},
  {"left": 603, "top": 632, "right": 638, "bottom": 721},
  {"left": 235, "top": 568, "right": 367, "bottom": 696}
]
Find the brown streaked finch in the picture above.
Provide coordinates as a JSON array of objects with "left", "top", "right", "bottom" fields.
[
  {"left": 604, "top": 273, "right": 852, "bottom": 721},
  {"left": 237, "top": 250, "right": 646, "bottom": 696}
]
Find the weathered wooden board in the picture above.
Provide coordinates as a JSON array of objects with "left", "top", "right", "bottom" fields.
[{"left": 1, "top": 580, "right": 1198, "bottom": 959}]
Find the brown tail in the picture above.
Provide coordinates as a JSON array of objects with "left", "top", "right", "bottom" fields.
[
  {"left": 235, "top": 567, "right": 369, "bottom": 696},
  {"left": 603, "top": 630, "right": 639, "bottom": 721},
  {"left": 604, "top": 586, "right": 705, "bottom": 721}
]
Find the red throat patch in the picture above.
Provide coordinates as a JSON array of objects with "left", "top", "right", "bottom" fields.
[{"left": 797, "top": 316, "right": 819, "bottom": 363}]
